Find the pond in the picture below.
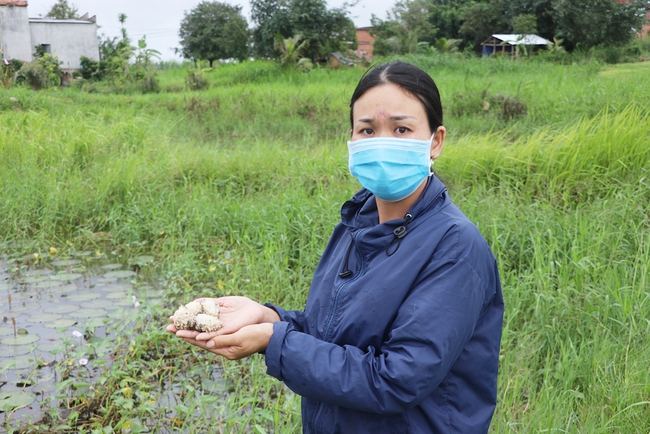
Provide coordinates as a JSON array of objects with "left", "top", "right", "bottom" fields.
[{"left": 0, "top": 251, "right": 167, "bottom": 430}]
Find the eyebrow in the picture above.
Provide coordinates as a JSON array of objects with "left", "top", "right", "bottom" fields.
[{"left": 357, "top": 115, "right": 416, "bottom": 124}]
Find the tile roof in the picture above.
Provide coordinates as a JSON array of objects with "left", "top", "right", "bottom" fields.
[{"left": 0, "top": 0, "right": 28, "bottom": 6}]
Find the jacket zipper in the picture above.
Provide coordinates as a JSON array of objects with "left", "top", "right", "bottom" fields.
[{"left": 312, "top": 228, "right": 367, "bottom": 433}]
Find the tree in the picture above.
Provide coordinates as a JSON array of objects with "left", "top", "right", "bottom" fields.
[
  {"left": 178, "top": 1, "right": 250, "bottom": 66},
  {"left": 459, "top": 0, "right": 509, "bottom": 50},
  {"left": 250, "top": 0, "right": 357, "bottom": 60},
  {"left": 46, "top": 0, "right": 78, "bottom": 19},
  {"left": 551, "top": 0, "right": 648, "bottom": 50},
  {"left": 369, "top": 0, "right": 439, "bottom": 57}
]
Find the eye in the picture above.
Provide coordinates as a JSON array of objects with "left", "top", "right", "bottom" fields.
[
  {"left": 395, "top": 126, "right": 410, "bottom": 134},
  {"left": 360, "top": 128, "right": 374, "bottom": 135}
]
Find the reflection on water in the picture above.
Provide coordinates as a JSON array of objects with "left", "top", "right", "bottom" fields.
[{"left": 0, "top": 252, "right": 163, "bottom": 429}]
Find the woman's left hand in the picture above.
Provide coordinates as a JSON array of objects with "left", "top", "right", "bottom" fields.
[{"left": 176, "top": 323, "right": 274, "bottom": 360}]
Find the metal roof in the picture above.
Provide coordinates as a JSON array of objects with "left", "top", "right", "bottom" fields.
[
  {"left": 29, "top": 18, "right": 95, "bottom": 24},
  {"left": 491, "top": 34, "right": 553, "bottom": 45}
]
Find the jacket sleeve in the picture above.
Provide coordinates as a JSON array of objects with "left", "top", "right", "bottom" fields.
[
  {"left": 264, "top": 245, "right": 493, "bottom": 414},
  {"left": 264, "top": 303, "right": 306, "bottom": 333}
]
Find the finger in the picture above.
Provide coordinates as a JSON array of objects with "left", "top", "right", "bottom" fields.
[
  {"left": 175, "top": 329, "right": 201, "bottom": 339},
  {"left": 166, "top": 324, "right": 178, "bottom": 333}
]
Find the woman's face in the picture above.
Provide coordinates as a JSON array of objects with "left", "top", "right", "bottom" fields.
[{"left": 350, "top": 83, "right": 445, "bottom": 159}]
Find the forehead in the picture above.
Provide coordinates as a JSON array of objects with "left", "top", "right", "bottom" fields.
[{"left": 352, "top": 83, "right": 426, "bottom": 122}]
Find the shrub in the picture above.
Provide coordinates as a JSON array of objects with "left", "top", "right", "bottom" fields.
[{"left": 16, "top": 54, "right": 62, "bottom": 90}]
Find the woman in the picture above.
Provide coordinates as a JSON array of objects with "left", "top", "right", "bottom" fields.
[{"left": 168, "top": 61, "right": 504, "bottom": 433}]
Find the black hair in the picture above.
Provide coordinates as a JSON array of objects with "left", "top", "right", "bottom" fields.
[{"left": 349, "top": 61, "right": 443, "bottom": 132}]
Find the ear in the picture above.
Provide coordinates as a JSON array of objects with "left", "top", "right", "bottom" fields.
[
  {"left": 430, "top": 126, "right": 446, "bottom": 159},
  {"left": 349, "top": 129, "right": 353, "bottom": 139}
]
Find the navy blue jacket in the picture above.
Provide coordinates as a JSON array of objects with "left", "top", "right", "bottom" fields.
[{"left": 265, "top": 175, "right": 504, "bottom": 433}]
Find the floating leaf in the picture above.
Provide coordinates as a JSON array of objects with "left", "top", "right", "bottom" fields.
[
  {"left": 73, "top": 251, "right": 94, "bottom": 258},
  {"left": 1, "top": 334, "right": 40, "bottom": 346},
  {"left": 50, "top": 273, "right": 83, "bottom": 282},
  {"left": 27, "top": 313, "right": 62, "bottom": 323},
  {"left": 103, "top": 270, "right": 136, "bottom": 279},
  {"left": 51, "top": 284, "right": 79, "bottom": 294},
  {"left": 69, "top": 308, "right": 107, "bottom": 319},
  {"left": 129, "top": 255, "right": 154, "bottom": 265},
  {"left": 5, "top": 302, "right": 40, "bottom": 313},
  {"left": 19, "top": 275, "right": 50, "bottom": 284},
  {"left": 33, "top": 280, "right": 64, "bottom": 289},
  {"left": 66, "top": 293, "right": 101, "bottom": 302},
  {"left": 99, "top": 264, "right": 123, "bottom": 271},
  {"left": 99, "top": 283, "right": 133, "bottom": 292},
  {"left": 106, "top": 292, "right": 129, "bottom": 300},
  {"left": 0, "top": 390, "right": 36, "bottom": 412},
  {"left": 44, "top": 319, "right": 77, "bottom": 329},
  {"left": 0, "top": 326, "right": 14, "bottom": 337},
  {"left": 37, "top": 340, "right": 62, "bottom": 352},
  {"left": 81, "top": 299, "right": 117, "bottom": 309},
  {"left": 50, "top": 259, "right": 82, "bottom": 267},
  {"left": 43, "top": 304, "right": 78, "bottom": 314},
  {"left": 0, "top": 355, "right": 32, "bottom": 371},
  {"left": 0, "top": 283, "right": 11, "bottom": 291},
  {"left": 0, "top": 344, "right": 33, "bottom": 358}
]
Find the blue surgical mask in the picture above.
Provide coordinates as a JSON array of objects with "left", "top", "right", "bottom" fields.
[{"left": 348, "top": 136, "right": 432, "bottom": 202}]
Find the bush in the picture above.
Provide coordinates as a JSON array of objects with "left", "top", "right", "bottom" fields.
[{"left": 16, "top": 54, "right": 62, "bottom": 90}]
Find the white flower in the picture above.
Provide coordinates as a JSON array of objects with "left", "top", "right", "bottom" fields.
[
  {"left": 134, "top": 301, "right": 140, "bottom": 308},
  {"left": 72, "top": 330, "right": 83, "bottom": 338},
  {"left": 132, "top": 295, "right": 137, "bottom": 303},
  {"left": 79, "top": 358, "right": 88, "bottom": 365}
]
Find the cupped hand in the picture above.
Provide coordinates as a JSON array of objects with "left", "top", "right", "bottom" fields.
[
  {"left": 178, "top": 323, "right": 274, "bottom": 360},
  {"left": 166, "top": 295, "right": 280, "bottom": 343}
]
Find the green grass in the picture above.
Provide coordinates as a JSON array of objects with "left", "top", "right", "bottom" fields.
[{"left": 1, "top": 55, "right": 649, "bottom": 432}]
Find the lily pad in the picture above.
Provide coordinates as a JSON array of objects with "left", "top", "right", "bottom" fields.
[
  {"left": 73, "top": 251, "right": 95, "bottom": 258},
  {"left": 0, "top": 390, "right": 36, "bottom": 412},
  {"left": 50, "top": 259, "right": 82, "bottom": 267},
  {"left": 27, "top": 313, "right": 62, "bottom": 323},
  {"left": 44, "top": 319, "right": 77, "bottom": 329},
  {"left": 19, "top": 275, "right": 50, "bottom": 284},
  {"left": 0, "top": 326, "right": 15, "bottom": 337},
  {"left": 37, "top": 340, "right": 63, "bottom": 352},
  {"left": 43, "top": 304, "right": 78, "bottom": 314},
  {"left": 129, "top": 255, "right": 154, "bottom": 265},
  {"left": 33, "top": 280, "right": 64, "bottom": 289},
  {"left": 33, "top": 381, "right": 58, "bottom": 395},
  {"left": 99, "top": 264, "right": 123, "bottom": 271},
  {"left": 99, "top": 283, "right": 133, "bottom": 292},
  {"left": 50, "top": 273, "right": 83, "bottom": 282},
  {"left": 51, "top": 284, "right": 80, "bottom": 294},
  {"left": 21, "top": 269, "right": 54, "bottom": 277},
  {"left": 66, "top": 293, "right": 101, "bottom": 302},
  {"left": 0, "top": 355, "right": 33, "bottom": 371},
  {"left": 5, "top": 301, "right": 40, "bottom": 313},
  {"left": 103, "top": 270, "right": 136, "bottom": 279},
  {"left": 0, "top": 282, "right": 12, "bottom": 291},
  {"left": 69, "top": 308, "right": 107, "bottom": 319},
  {"left": 106, "top": 291, "right": 129, "bottom": 300},
  {"left": 2, "top": 334, "right": 40, "bottom": 346},
  {"left": 81, "top": 299, "right": 116, "bottom": 309},
  {"left": 0, "top": 344, "right": 34, "bottom": 358}
]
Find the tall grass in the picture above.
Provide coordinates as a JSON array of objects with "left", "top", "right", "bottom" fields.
[{"left": 1, "top": 57, "right": 649, "bottom": 432}]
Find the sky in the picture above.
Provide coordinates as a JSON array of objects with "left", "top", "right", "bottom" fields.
[{"left": 27, "top": 0, "right": 396, "bottom": 61}]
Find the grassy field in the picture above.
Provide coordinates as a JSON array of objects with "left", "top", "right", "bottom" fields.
[{"left": 1, "top": 55, "right": 649, "bottom": 432}]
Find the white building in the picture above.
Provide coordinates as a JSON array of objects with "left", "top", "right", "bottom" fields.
[{"left": 0, "top": 0, "right": 99, "bottom": 70}]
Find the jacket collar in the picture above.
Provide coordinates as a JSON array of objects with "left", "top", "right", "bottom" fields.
[{"left": 341, "top": 175, "right": 448, "bottom": 232}]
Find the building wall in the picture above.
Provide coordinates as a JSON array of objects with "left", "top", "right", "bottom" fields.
[
  {"left": 0, "top": 3, "right": 33, "bottom": 61},
  {"left": 30, "top": 21, "right": 99, "bottom": 69},
  {"left": 355, "top": 27, "right": 374, "bottom": 61}
]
